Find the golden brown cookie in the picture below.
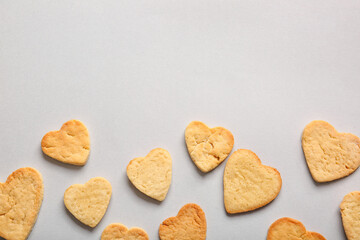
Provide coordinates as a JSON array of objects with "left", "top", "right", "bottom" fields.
[
  {"left": 267, "top": 217, "right": 326, "bottom": 240},
  {"left": 64, "top": 177, "right": 112, "bottom": 227},
  {"left": 159, "top": 203, "right": 206, "bottom": 240},
  {"left": 127, "top": 148, "right": 172, "bottom": 201},
  {"left": 185, "top": 121, "right": 234, "bottom": 172},
  {"left": 302, "top": 120, "right": 360, "bottom": 182},
  {"left": 41, "top": 119, "right": 90, "bottom": 165},
  {"left": 0, "top": 167, "right": 44, "bottom": 240},
  {"left": 224, "top": 149, "right": 282, "bottom": 213},
  {"left": 101, "top": 223, "right": 149, "bottom": 240},
  {"left": 340, "top": 191, "right": 360, "bottom": 240}
]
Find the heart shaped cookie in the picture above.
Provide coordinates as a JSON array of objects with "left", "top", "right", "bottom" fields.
[
  {"left": 267, "top": 217, "right": 326, "bottom": 240},
  {"left": 41, "top": 119, "right": 90, "bottom": 165},
  {"left": 224, "top": 149, "right": 282, "bottom": 213},
  {"left": 159, "top": 203, "right": 206, "bottom": 240},
  {"left": 340, "top": 191, "right": 360, "bottom": 240},
  {"left": 0, "top": 167, "right": 44, "bottom": 240},
  {"left": 302, "top": 120, "right": 360, "bottom": 182},
  {"left": 185, "top": 121, "right": 234, "bottom": 172},
  {"left": 101, "top": 223, "right": 149, "bottom": 240},
  {"left": 64, "top": 177, "right": 112, "bottom": 227},
  {"left": 127, "top": 148, "right": 172, "bottom": 201}
]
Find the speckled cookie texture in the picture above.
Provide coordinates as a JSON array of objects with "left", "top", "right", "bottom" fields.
[
  {"left": 267, "top": 217, "right": 326, "bottom": 240},
  {"left": 340, "top": 191, "right": 360, "bottom": 240},
  {"left": 224, "top": 149, "right": 282, "bottom": 213},
  {"left": 0, "top": 167, "right": 44, "bottom": 240},
  {"left": 302, "top": 120, "right": 360, "bottom": 182},
  {"left": 64, "top": 177, "right": 112, "bottom": 228},
  {"left": 185, "top": 121, "right": 234, "bottom": 172},
  {"left": 127, "top": 148, "right": 172, "bottom": 201},
  {"left": 41, "top": 119, "right": 90, "bottom": 165},
  {"left": 159, "top": 203, "right": 206, "bottom": 240},
  {"left": 101, "top": 223, "right": 149, "bottom": 240}
]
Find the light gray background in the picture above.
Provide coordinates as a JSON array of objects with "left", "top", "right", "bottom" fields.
[{"left": 1, "top": 0, "right": 360, "bottom": 239}]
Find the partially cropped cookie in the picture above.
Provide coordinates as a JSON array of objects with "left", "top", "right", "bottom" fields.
[
  {"left": 41, "top": 119, "right": 90, "bottom": 165},
  {"left": 224, "top": 149, "right": 282, "bottom": 213},
  {"left": 127, "top": 148, "right": 172, "bottom": 201},
  {"left": 64, "top": 177, "right": 112, "bottom": 227},
  {"left": 101, "top": 223, "right": 149, "bottom": 240},
  {"left": 302, "top": 120, "right": 360, "bottom": 182},
  {"left": 185, "top": 121, "right": 234, "bottom": 172},
  {"left": 159, "top": 203, "right": 206, "bottom": 240},
  {"left": 0, "top": 167, "right": 44, "bottom": 240},
  {"left": 267, "top": 217, "right": 326, "bottom": 240},
  {"left": 340, "top": 191, "right": 360, "bottom": 240}
]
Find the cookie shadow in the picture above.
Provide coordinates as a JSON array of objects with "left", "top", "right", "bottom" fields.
[
  {"left": 194, "top": 164, "right": 208, "bottom": 177},
  {"left": 63, "top": 204, "right": 95, "bottom": 232},
  {"left": 41, "top": 148, "right": 84, "bottom": 170},
  {"left": 125, "top": 175, "right": 162, "bottom": 205}
]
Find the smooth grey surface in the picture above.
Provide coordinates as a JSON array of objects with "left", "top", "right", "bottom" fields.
[{"left": 1, "top": 0, "right": 360, "bottom": 239}]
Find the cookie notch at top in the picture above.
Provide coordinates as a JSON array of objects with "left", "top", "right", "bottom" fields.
[
  {"left": 185, "top": 121, "right": 234, "bottom": 172},
  {"left": 127, "top": 148, "right": 172, "bottom": 201},
  {"left": 159, "top": 203, "right": 207, "bottom": 240},
  {"left": 101, "top": 223, "right": 149, "bottom": 240},
  {"left": 41, "top": 119, "right": 90, "bottom": 165},
  {"left": 224, "top": 149, "right": 282, "bottom": 214},
  {"left": 267, "top": 217, "right": 326, "bottom": 240},
  {"left": 64, "top": 177, "right": 112, "bottom": 228},
  {"left": 302, "top": 120, "right": 360, "bottom": 182}
]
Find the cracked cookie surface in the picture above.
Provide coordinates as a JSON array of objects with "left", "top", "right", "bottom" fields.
[
  {"left": 64, "top": 177, "right": 112, "bottom": 227},
  {"left": 267, "top": 217, "right": 326, "bottom": 240},
  {"left": 302, "top": 120, "right": 360, "bottom": 182},
  {"left": 127, "top": 148, "right": 172, "bottom": 201},
  {"left": 101, "top": 223, "right": 149, "bottom": 240},
  {"left": 340, "top": 191, "right": 360, "bottom": 240},
  {"left": 224, "top": 149, "right": 282, "bottom": 213},
  {"left": 185, "top": 121, "right": 234, "bottom": 172},
  {"left": 0, "top": 167, "right": 44, "bottom": 240},
  {"left": 41, "top": 119, "right": 90, "bottom": 165},
  {"left": 159, "top": 203, "right": 206, "bottom": 240}
]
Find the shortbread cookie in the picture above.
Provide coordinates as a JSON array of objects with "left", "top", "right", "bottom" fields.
[
  {"left": 0, "top": 167, "right": 44, "bottom": 240},
  {"left": 340, "top": 191, "right": 360, "bottom": 240},
  {"left": 159, "top": 203, "right": 206, "bottom": 240},
  {"left": 101, "top": 223, "right": 149, "bottom": 240},
  {"left": 127, "top": 148, "right": 172, "bottom": 201},
  {"left": 41, "top": 119, "right": 90, "bottom": 165},
  {"left": 185, "top": 121, "right": 234, "bottom": 172},
  {"left": 64, "top": 177, "right": 112, "bottom": 227},
  {"left": 224, "top": 149, "right": 282, "bottom": 213},
  {"left": 267, "top": 217, "right": 326, "bottom": 240},
  {"left": 302, "top": 120, "right": 360, "bottom": 182}
]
